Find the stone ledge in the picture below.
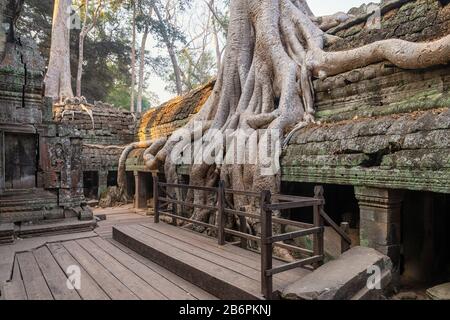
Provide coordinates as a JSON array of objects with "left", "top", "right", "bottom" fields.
[
  {"left": 282, "top": 246, "right": 392, "bottom": 300},
  {"left": 281, "top": 166, "right": 450, "bottom": 194}
]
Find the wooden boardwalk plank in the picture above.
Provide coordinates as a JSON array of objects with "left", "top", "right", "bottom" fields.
[
  {"left": 2, "top": 256, "right": 27, "bottom": 300},
  {"left": 90, "top": 237, "right": 197, "bottom": 300},
  {"left": 131, "top": 224, "right": 264, "bottom": 283},
  {"left": 47, "top": 243, "right": 110, "bottom": 300},
  {"left": 62, "top": 240, "right": 138, "bottom": 300},
  {"left": 140, "top": 222, "right": 309, "bottom": 285},
  {"left": 107, "top": 240, "right": 218, "bottom": 300},
  {"left": 33, "top": 246, "right": 81, "bottom": 300},
  {"left": 142, "top": 223, "right": 260, "bottom": 268},
  {"left": 16, "top": 251, "right": 53, "bottom": 300},
  {"left": 76, "top": 238, "right": 167, "bottom": 300},
  {"left": 113, "top": 225, "right": 262, "bottom": 300}
]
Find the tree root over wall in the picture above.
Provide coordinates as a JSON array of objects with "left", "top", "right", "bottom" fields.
[{"left": 119, "top": 0, "right": 450, "bottom": 252}]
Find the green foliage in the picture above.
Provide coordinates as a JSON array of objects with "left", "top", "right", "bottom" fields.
[
  {"left": 16, "top": 0, "right": 133, "bottom": 104},
  {"left": 107, "top": 86, "right": 157, "bottom": 111},
  {"left": 165, "top": 48, "right": 215, "bottom": 93},
  {"left": 16, "top": 0, "right": 224, "bottom": 107}
]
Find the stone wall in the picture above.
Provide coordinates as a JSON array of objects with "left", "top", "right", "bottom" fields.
[
  {"left": 282, "top": 108, "right": 450, "bottom": 194},
  {"left": 315, "top": 0, "right": 450, "bottom": 121},
  {"left": 281, "top": 0, "right": 450, "bottom": 194},
  {"left": 327, "top": 0, "right": 450, "bottom": 49},
  {"left": 53, "top": 99, "right": 135, "bottom": 175},
  {"left": 54, "top": 99, "right": 135, "bottom": 146},
  {"left": 136, "top": 81, "right": 214, "bottom": 141},
  {"left": 0, "top": 2, "right": 93, "bottom": 225}
]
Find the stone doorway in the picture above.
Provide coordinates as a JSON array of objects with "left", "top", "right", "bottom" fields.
[
  {"left": 401, "top": 191, "right": 450, "bottom": 286},
  {"left": 4, "top": 133, "right": 37, "bottom": 190}
]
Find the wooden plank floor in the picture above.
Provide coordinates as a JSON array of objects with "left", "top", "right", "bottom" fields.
[
  {"left": 1, "top": 206, "right": 217, "bottom": 300},
  {"left": 2, "top": 237, "right": 216, "bottom": 300},
  {"left": 113, "top": 222, "right": 312, "bottom": 300}
]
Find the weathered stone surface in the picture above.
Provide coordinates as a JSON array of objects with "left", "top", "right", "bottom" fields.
[
  {"left": 283, "top": 108, "right": 450, "bottom": 193},
  {"left": 426, "top": 283, "right": 450, "bottom": 300},
  {"left": 282, "top": 246, "right": 393, "bottom": 300},
  {"left": 0, "top": 223, "right": 14, "bottom": 244},
  {"left": 136, "top": 81, "right": 214, "bottom": 141},
  {"left": 0, "top": 4, "right": 93, "bottom": 227}
]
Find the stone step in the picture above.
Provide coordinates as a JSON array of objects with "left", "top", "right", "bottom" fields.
[
  {"left": 0, "top": 223, "right": 15, "bottom": 244},
  {"left": 282, "top": 246, "right": 393, "bottom": 300},
  {"left": 17, "top": 219, "right": 97, "bottom": 239}
]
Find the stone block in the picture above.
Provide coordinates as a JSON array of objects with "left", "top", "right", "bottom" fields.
[{"left": 282, "top": 247, "right": 393, "bottom": 300}]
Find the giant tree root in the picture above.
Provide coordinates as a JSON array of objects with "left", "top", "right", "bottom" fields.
[{"left": 119, "top": 0, "right": 450, "bottom": 256}]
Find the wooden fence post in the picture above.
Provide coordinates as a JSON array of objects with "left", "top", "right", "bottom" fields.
[
  {"left": 313, "top": 186, "right": 325, "bottom": 267},
  {"left": 217, "top": 180, "right": 225, "bottom": 246},
  {"left": 153, "top": 172, "right": 159, "bottom": 224},
  {"left": 260, "top": 190, "right": 273, "bottom": 299},
  {"left": 239, "top": 215, "right": 248, "bottom": 249}
]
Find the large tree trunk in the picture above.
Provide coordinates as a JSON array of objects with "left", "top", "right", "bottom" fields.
[
  {"left": 137, "top": 25, "right": 149, "bottom": 113},
  {"left": 120, "top": 0, "right": 450, "bottom": 241},
  {"left": 152, "top": 3, "right": 183, "bottom": 96},
  {"left": 130, "top": 1, "right": 136, "bottom": 112},
  {"left": 76, "top": 0, "right": 100, "bottom": 97},
  {"left": 0, "top": 1, "right": 5, "bottom": 62},
  {"left": 45, "top": 0, "right": 74, "bottom": 100},
  {"left": 208, "top": 0, "right": 222, "bottom": 71},
  {"left": 76, "top": 31, "right": 86, "bottom": 97}
]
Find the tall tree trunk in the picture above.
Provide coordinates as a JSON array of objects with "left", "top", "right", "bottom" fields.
[
  {"left": 130, "top": 0, "right": 136, "bottom": 112},
  {"left": 152, "top": 4, "right": 183, "bottom": 96},
  {"left": 167, "top": 44, "right": 183, "bottom": 95},
  {"left": 45, "top": 0, "right": 74, "bottom": 100},
  {"left": 76, "top": 32, "right": 86, "bottom": 97},
  {"left": 0, "top": 1, "right": 5, "bottom": 62},
  {"left": 76, "top": 0, "right": 89, "bottom": 97},
  {"left": 209, "top": 0, "right": 222, "bottom": 71},
  {"left": 212, "top": 13, "right": 221, "bottom": 71},
  {"left": 137, "top": 25, "right": 149, "bottom": 113}
]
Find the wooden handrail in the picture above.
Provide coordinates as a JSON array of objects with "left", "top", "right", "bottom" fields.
[
  {"left": 320, "top": 208, "right": 352, "bottom": 247},
  {"left": 159, "top": 211, "right": 217, "bottom": 230},
  {"left": 159, "top": 182, "right": 218, "bottom": 193},
  {"left": 269, "top": 227, "right": 323, "bottom": 243},
  {"left": 159, "top": 197, "right": 217, "bottom": 211},
  {"left": 153, "top": 178, "right": 331, "bottom": 300},
  {"left": 266, "top": 255, "right": 323, "bottom": 276}
]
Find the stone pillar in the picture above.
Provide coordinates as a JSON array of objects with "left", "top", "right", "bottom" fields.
[
  {"left": 134, "top": 171, "right": 148, "bottom": 209},
  {"left": 355, "top": 186, "right": 404, "bottom": 271},
  {"left": 98, "top": 169, "right": 108, "bottom": 199}
]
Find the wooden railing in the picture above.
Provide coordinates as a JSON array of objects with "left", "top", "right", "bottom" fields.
[{"left": 152, "top": 174, "right": 351, "bottom": 299}]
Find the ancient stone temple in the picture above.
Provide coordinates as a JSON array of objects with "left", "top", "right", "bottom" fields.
[
  {"left": 0, "top": 0, "right": 94, "bottom": 242},
  {"left": 124, "top": 0, "right": 450, "bottom": 287},
  {"left": 53, "top": 99, "right": 135, "bottom": 201}
]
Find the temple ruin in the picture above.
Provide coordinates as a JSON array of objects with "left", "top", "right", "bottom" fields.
[
  {"left": 0, "top": 1, "right": 95, "bottom": 243},
  {"left": 0, "top": 0, "right": 449, "bottom": 301},
  {"left": 121, "top": 0, "right": 450, "bottom": 288}
]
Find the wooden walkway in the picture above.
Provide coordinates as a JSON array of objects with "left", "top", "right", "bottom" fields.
[
  {"left": 1, "top": 206, "right": 216, "bottom": 300},
  {"left": 113, "top": 222, "right": 312, "bottom": 300}
]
